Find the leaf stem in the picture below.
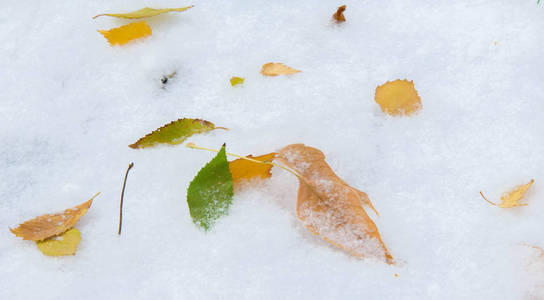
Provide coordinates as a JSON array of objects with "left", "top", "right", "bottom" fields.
[
  {"left": 118, "top": 162, "right": 134, "bottom": 235},
  {"left": 185, "top": 142, "right": 302, "bottom": 179},
  {"left": 213, "top": 126, "right": 230, "bottom": 131},
  {"left": 479, "top": 191, "right": 497, "bottom": 206}
]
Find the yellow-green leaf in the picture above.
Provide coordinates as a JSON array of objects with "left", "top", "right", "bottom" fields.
[
  {"left": 36, "top": 228, "right": 81, "bottom": 256},
  {"left": 98, "top": 21, "right": 151, "bottom": 46},
  {"left": 93, "top": 6, "right": 194, "bottom": 19},
  {"left": 129, "top": 118, "right": 228, "bottom": 149},
  {"left": 230, "top": 77, "right": 245, "bottom": 86}
]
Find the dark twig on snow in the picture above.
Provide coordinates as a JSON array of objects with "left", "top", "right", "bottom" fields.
[{"left": 118, "top": 162, "right": 134, "bottom": 235}]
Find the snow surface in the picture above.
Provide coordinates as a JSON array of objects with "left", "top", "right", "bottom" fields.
[{"left": 1, "top": 0, "right": 543, "bottom": 299}]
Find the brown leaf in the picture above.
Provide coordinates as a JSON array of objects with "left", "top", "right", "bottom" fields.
[
  {"left": 229, "top": 153, "right": 276, "bottom": 188},
  {"left": 333, "top": 5, "right": 346, "bottom": 23},
  {"left": 10, "top": 193, "right": 99, "bottom": 241},
  {"left": 261, "top": 63, "right": 301, "bottom": 76},
  {"left": 278, "top": 144, "right": 393, "bottom": 263}
]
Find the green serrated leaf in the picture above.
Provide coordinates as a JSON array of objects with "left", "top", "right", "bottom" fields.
[
  {"left": 187, "top": 144, "right": 233, "bottom": 230},
  {"left": 230, "top": 76, "right": 245, "bottom": 86},
  {"left": 93, "top": 6, "right": 193, "bottom": 19},
  {"left": 129, "top": 118, "right": 226, "bottom": 149}
]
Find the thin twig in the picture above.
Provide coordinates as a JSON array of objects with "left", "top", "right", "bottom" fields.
[
  {"left": 118, "top": 162, "right": 134, "bottom": 235},
  {"left": 479, "top": 191, "right": 497, "bottom": 206}
]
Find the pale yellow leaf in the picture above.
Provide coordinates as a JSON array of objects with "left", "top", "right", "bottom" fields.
[
  {"left": 375, "top": 79, "right": 422, "bottom": 116},
  {"left": 93, "top": 6, "right": 193, "bottom": 19},
  {"left": 36, "top": 228, "right": 81, "bottom": 256},
  {"left": 481, "top": 179, "right": 534, "bottom": 208},
  {"left": 261, "top": 63, "right": 301, "bottom": 76},
  {"left": 98, "top": 21, "right": 152, "bottom": 46}
]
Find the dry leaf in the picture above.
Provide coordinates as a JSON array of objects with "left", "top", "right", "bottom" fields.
[
  {"left": 278, "top": 144, "right": 393, "bottom": 263},
  {"left": 93, "top": 6, "right": 193, "bottom": 19},
  {"left": 229, "top": 153, "right": 276, "bottom": 187},
  {"left": 333, "top": 5, "right": 346, "bottom": 23},
  {"left": 375, "top": 79, "right": 422, "bottom": 116},
  {"left": 481, "top": 179, "right": 535, "bottom": 208},
  {"left": 99, "top": 21, "right": 152, "bottom": 46},
  {"left": 10, "top": 193, "right": 99, "bottom": 241},
  {"left": 36, "top": 228, "right": 81, "bottom": 256},
  {"left": 261, "top": 63, "right": 301, "bottom": 76},
  {"left": 230, "top": 76, "right": 245, "bottom": 86}
]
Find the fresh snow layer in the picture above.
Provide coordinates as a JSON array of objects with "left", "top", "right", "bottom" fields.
[{"left": 1, "top": 0, "right": 543, "bottom": 299}]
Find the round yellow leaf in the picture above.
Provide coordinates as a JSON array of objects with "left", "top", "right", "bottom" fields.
[
  {"left": 374, "top": 79, "right": 422, "bottom": 116},
  {"left": 36, "top": 228, "right": 81, "bottom": 256}
]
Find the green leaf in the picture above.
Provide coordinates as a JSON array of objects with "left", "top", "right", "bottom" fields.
[
  {"left": 187, "top": 144, "right": 233, "bottom": 230},
  {"left": 129, "top": 118, "right": 227, "bottom": 149},
  {"left": 93, "top": 6, "right": 193, "bottom": 19},
  {"left": 230, "top": 76, "right": 245, "bottom": 86}
]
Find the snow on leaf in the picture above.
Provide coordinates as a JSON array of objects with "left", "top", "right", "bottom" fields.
[
  {"left": 332, "top": 5, "right": 346, "bottom": 23},
  {"left": 278, "top": 144, "right": 393, "bottom": 263},
  {"left": 98, "top": 21, "right": 151, "bottom": 46},
  {"left": 129, "top": 118, "right": 227, "bottom": 149},
  {"left": 481, "top": 179, "right": 535, "bottom": 208},
  {"left": 229, "top": 153, "right": 276, "bottom": 188},
  {"left": 93, "top": 6, "right": 193, "bottom": 19},
  {"left": 230, "top": 76, "right": 245, "bottom": 86},
  {"left": 374, "top": 79, "right": 422, "bottom": 116},
  {"left": 36, "top": 228, "right": 81, "bottom": 256},
  {"left": 10, "top": 193, "right": 99, "bottom": 241},
  {"left": 187, "top": 144, "right": 233, "bottom": 231},
  {"left": 261, "top": 63, "right": 301, "bottom": 76}
]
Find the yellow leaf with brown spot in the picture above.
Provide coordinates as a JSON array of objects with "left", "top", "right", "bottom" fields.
[
  {"left": 93, "top": 6, "right": 193, "bottom": 19},
  {"left": 99, "top": 21, "right": 151, "bottom": 46},
  {"left": 332, "top": 5, "right": 346, "bottom": 23},
  {"left": 482, "top": 179, "right": 535, "bottom": 208},
  {"left": 261, "top": 63, "right": 301, "bottom": 76},
  {"left": 375, "top": 79, "right": 422, "bottom": 116},
  {"left": 278, "top": 144, "right": 393, "bottom": 263},
  {"left": 229, "top": 153, "right": 276, "bottom": 187},
  {"left": 36, "top": 228, "right": 81, "bottom": 256},
  {"left": 10, "top": 193, "right": 99, "bottom": 241}
]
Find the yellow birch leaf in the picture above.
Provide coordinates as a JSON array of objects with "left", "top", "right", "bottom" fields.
[
  {"left": 332, "top": 5, "right": 346, "bottom": 23},
  {"left": 36, "top": 228, "right": 81, "bottom": 256},
  {"left": 375, "top": 79, "right": 422, "bottom": 116},
  {"left": 93, "top": 6, "right": 194, "bottom": 19},
  {"left": 230, "top": 76, "right": 245, "bottom": 86},
  {"left": 10, "top": 193, "right": 99, "bottom": 241},
  {"left": 261, "top": 63, "right": 301, "bottom": 76},
  {"left": 229, "top": 153, "right": 276, "bottom": 187},
  {"left": 278, "top": 144, "right": 393, "bottom": 263},
  {"left": 99, "top": 21, "right": 152, "bottom": 46},
  {"left": 482, "top": 179, "right": 535, "bottom": 208}
]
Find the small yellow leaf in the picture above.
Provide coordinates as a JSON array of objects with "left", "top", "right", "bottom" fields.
[
  {"left": 93, "top": 6, "right": 193, "bottom": 19},
  {"left": 99, "top": 21, "right": 152, "bottom": 46},
  {"left": 229, "top": 153, "right": 276, "bottom": 187},
  {"left": 481, "top": 179, "right": 535, "bottom": 208},
  {"left": 10, "top": 193, "right": 99, "bottom": 241},
  {"left": 36, "top": 228, "right": 81, "bottom": 256},
  {"left": 375, "top": 79, "right": 422, "bottom": 116},
  {"left": 261, "top": 63, "right": 301, "bottom": 76},
  {"left": 230, "top": 77, "right": 245, "bottom": 86},
  {"left": 332, "top": 5, "right": 346, "bottom": 23}
]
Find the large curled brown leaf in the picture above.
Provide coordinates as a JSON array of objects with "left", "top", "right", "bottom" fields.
[
  {"left": 278, "top": 144, "right": 393, "bottom": 263},
  {"left": 10, "top": 193, "right": 99, "bottom": 241}
]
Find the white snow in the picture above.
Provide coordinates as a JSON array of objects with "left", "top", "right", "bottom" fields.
[{"left": 1, "top": 0, "right": 543, "bottom": 299}]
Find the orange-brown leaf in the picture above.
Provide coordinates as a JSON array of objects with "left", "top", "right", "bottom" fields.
[
  {"left": 261, "top": 63, "right": 301, "bottom": 76},
  {"left": 10, "top": 193, "right": 99, "bottom": 241},
  {"left": 278, "top": 144, "right": 393, "bottom": 263},
  {"left": 332, "top": 5, "right": 346, "bottom": 23},
  {"left": 375, "top": 79, "right": 422, "bottom": 116},
  {"left": 229, "top": 153, "right": 276, "bottom": 187},
  {"left": 98, "top": 21, "right": 152, "bottom": 46}
]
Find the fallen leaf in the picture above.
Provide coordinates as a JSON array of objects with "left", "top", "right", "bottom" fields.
[
  {"left": 375, "top": 79, "right": 422, "bottom": 116},
  {"left": 187, "top": 144, "right": 233, "bottom": 230},
  {"left": 261, "top": 63, "right": 301, "bottom": 76},
  {"left": 332, "top": 5, "right": 346, "bottom": 23},
  {"left": 481, "top": 179, "right": 535, "bottom": 208},
  {"left": 36, "top": 228, "right": 81, "bottom": 256},
  {"left": 10, "top": 193, "right": 99, "bottom": 241},
  {"left": 278, "top": 144, "right": 393, "bottom": 263},
  {"left": 129, "top": 118, "right": 228, "bottom": 149},
  {"left": 230, "top": 76, "right": 245, "bottom": 86},
  {"left": 229, "top": 153, "right": 276, "bottom": 187},
  {"left": 99, "top": 21, "right": 152, "bottom": 46},
  {"left": 93, "top": 6, "right": 193, "bottom": 19}
]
